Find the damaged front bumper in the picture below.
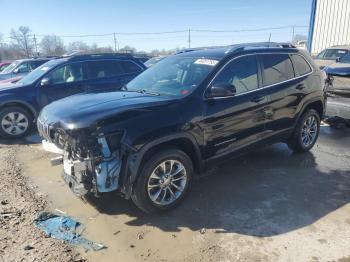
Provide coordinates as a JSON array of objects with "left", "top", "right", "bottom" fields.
[{"left": 41, "top": 137, "right": 122, "bottom": 197}]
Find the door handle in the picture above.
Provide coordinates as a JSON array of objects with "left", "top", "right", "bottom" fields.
[
  {"left": 296, "top": 83, "right": 306, "bottom": 90},
  {"left": 251, "top": 95, "right": 265, "bottom": 103}
]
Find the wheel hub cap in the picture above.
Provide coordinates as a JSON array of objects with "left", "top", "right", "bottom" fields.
[{"left": 1, "top": 112, "right": 29, "bottom": 136}]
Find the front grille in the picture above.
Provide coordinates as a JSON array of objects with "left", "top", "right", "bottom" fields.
[{"left": 37, "top": 118, "right": 52, "bottom": 142}]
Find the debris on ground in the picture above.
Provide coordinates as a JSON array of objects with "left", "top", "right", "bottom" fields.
[
  {"left": 34, "top": 211, "right": 106, "bottom": 251},
  {"left": 200, "top": 228, "right": 206, "bottom": 234},
  {"left": 0, "top": 145, "right": 84, "bottom": 261}
]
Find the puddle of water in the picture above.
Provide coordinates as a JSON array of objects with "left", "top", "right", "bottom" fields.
[{"left": 18, "top": 146, "right": 197, "bottom": 262}]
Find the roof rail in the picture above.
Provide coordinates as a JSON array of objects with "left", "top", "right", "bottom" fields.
[
  {"left": 64, "top": 52, "right": 133, "bottom": 61},
  {"left": 226, "top": 42, "right": 296, "bottom": 54},
  {"left": 176, "top": 45, "right": 226, "bottom": 55}
]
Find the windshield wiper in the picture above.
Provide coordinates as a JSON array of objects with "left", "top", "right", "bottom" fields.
[
  {"left": 121, "top": 85, "right": 160, "bottom": 96},
  {"left": 136, "top": 89, "right": 160, "bottom": 96}
]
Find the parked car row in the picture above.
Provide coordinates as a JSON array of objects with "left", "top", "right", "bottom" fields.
[
  {"left": 33, "top": 42, "right": 326, "bottom": 213},
  {"left": 0, "top": 57, "right": 54, "bottom": 84},
  {"left": 0, "top": 53, "right": 146, "bottom": 138}
]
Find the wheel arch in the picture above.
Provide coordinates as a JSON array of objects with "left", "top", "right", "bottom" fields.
[
  {"left": 121, "top": 133, "right": 203, "bottom": 198},
  {"left": 0, "top": 100, "right": 38, "bottom": 121},
  {"left": 296, "top": 98, "right": 324, "bottom": 124}
]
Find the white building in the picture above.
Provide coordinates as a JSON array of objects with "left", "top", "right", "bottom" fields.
[{"left": 308, "top": 0, "right": 350, "bottom": 55}]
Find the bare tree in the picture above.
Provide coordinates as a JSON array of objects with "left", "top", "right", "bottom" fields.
[
  {"left": 10, "top": 26, "right": 34, "bottom": 57},
  {"left": 66, "top": 41, "right": 90, "bottom": 52},
  {"left": 40, "top": 35, "right": 65, "bottom": 56},
  {"left": 119, "top": 45, "right": 136, "bottom": 54},
  {"left": 292, "top": 34, "right": 307, "bottom": 44},
  {"left": 89, "top": 43, "right": 113, "bottom": 53}
]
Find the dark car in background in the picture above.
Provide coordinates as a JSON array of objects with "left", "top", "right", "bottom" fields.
[
  {"left": 0, "top": 62, "right": 11, "bottom": 72},
  {"left": 0, "top": 58, "right": 52, "bottom": 80},
  {"left": 0, "top": 53, "right": 146, "bottom": 138},
  {"left": 324, "top": 52, "right": 350, "bottom": 127},
  {"left": 38, "top": 42, "right": 326, "bottom": 213},
  {"left": 314, "top": 45, "right": 350, "bottom": 69}
]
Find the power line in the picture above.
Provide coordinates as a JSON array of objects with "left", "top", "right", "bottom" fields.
[{"left": 3, "top": 25, "right": 308, "bottom": 39}]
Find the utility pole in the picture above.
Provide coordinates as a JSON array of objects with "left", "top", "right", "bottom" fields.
[
  {"left": 113, "top": 33, "right": 117, "bottom": 53},
  {"left": 268, "top": 33, "right": 271, "bottom": 44},
  {"left": 291, "top": 25, "right": 295, "bottom": 43},
  {"left": 188, "top": 28, "right": 191, "bottom": 48},
  {"left": 33, "top": 34, "right": 38, "bottom": 56}
]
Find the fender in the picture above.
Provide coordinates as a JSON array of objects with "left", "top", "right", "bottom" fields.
[
  {"left": 0, "top": 99, "right": 39, "bottom": 118},
  {"left": 119, "top": 132, "right": 202, "bottom": 198}
]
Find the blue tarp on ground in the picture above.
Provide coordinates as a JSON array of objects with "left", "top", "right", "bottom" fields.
[{"left": 34, "top": 212, "right": 106, "bottom": 251}]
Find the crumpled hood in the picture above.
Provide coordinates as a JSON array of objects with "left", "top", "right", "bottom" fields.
[
  {"left": 39, "top": 91, "right": 176, "bottom": 130},
  {"left": 324, "top": 62, "right": 350, "bottom": 76}
]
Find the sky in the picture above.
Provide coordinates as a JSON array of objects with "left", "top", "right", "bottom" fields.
[{"left": 0, "top": 0, "right": 312, "bottom": 52}]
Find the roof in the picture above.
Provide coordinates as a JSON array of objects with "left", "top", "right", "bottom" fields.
[
  {"left": 64, "top": 53, "right": 137, "bottom": 62},
  {"left": 175, "top": 42, "right": 297, "bottom": 59}
]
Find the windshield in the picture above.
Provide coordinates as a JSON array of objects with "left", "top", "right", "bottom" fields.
[
  {"left": 317, "top": 49, "right": 348, "bottom": 60},
  {"left": 339, "top": 53, "right": 350, "bottom": 63},
  {"left": 144, "top": 57, "right": 164, "bottom": 67},
  {"left": 0, "top": 61, "right": 19, "bottom": 74},
  {"left": 18, "top": 59, "right": 61, "bottom": 85},
  {"left": 125, "top": 56, "right": 219, "bottom": 97}
]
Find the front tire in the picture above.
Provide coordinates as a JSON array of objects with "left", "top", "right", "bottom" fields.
[
  {"left": 288, "top": 109, "right": 320, "bottom": 153},
  {"left": 131, "top": 148, "right": 193, "bottom": 214},
  {"left": 0, "top": 106, "right": 33, "bottom": 139}
]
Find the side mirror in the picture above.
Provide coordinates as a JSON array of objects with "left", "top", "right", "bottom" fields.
[
  {"left": 208, "top": 84, "right": 236, "bottom": 98},
  {"left": 40, "top": 78, "right": 51, "bottom": 87},
  {"left": 336, "top": 57, "right": 340, "bottom": 62},
  {"left": 13, "top": 68, "right": 19, "bottom": 74}
]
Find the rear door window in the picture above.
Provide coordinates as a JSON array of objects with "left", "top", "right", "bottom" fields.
[
  {"left": 291, "top": 55, "right": 312, "bottom": 76},
  {"left": 120, "top": 61, "right": 142, "bottom": 73},
  {"left": 260, "top": 54, "right": 295, "bottom": 86},
  {"left": 87, "top": 60, "right": 124, "bottom": 79}
]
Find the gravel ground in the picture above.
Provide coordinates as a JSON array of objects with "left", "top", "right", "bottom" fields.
[{"left": 0, "top": 144, "right": 85, "bottom": 262}]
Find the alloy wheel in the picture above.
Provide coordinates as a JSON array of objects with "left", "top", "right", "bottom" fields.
[
  {"left": 147, "top": 159, "right": 187, "bottom": 206},
  {"left": 301, "top": 115, "right": 318, "bottom": 147}
]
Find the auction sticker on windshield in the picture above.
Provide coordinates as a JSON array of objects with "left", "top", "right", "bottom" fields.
[{"left": 194, "top": 59, "right": 219, "bottom": 66}]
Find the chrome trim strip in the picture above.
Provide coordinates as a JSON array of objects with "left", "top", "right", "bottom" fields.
[
  {"left": 204, "top": 52, "right": 314, "bottom": 100},
  {"left": 214, "top": 137, "right": 237, "bottom": 147}
]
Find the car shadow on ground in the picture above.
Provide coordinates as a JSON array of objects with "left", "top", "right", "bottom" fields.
[{"left": 86, "top": 137, "right": 350, "bottom": 237}]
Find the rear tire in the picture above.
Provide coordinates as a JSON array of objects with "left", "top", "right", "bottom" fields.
[
  {"left": 0, "top": 106, "right": 33, "bottom": 139},
  {"left": 287, "top": 109, "right": 320, "bottom": 153},
  {"left": 131, "top": 148, "right": 193, "bottom": 214}
]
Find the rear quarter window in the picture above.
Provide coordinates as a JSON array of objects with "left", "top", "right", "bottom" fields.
[
  {"left": 87, "top": 60, "right": 124, "bottom": 79},
  {"left": 260, "top": 54, "right": 295, "bottom": 86},
  {"left": 291, "top": 55, "right": 312, "bottom": 76},
  {"left": 121, "top": 60, "right": 143, "bottom": 73}
]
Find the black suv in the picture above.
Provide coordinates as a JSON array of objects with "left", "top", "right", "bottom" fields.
[
  {"left": 38, "top": 42, "right": 326, "bottom": 214},
  {"left": 0, "top": 53, "right": 145, "bottom": 138}
]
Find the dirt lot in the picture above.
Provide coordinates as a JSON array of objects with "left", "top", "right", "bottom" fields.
[{"left": 1, "top": 125, "right": 350, "bottom": 262}]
